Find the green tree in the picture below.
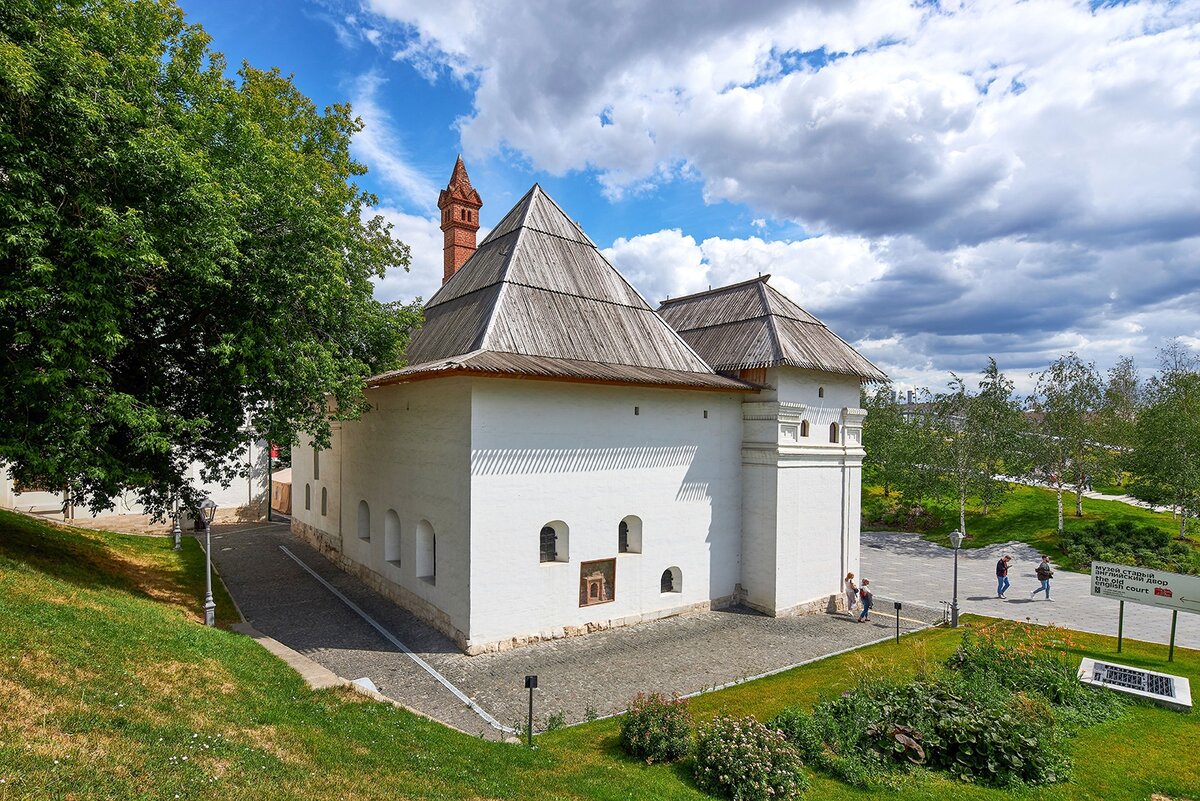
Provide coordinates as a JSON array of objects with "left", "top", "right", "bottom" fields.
[
  {"left": 1027, "top": 354, "right": 1105, "bottom": 531},
  {"left": 862, "top": 384, "right": 906, "bottom": 498},
  {"left": 0, "top": 0, "right": 419, "bottom": 515},
  {"left": 971, "top": 358, "right": 1027, "bottom": 516},
  {"left": 1130, "top": 347, "right": 1200, "bottom": 539},
  {"left": 1096, "top": 356, "right": 1140, "bottom": 484},
  {"left": 925, "top": 361, "right": 1024, "bottom": 537}
]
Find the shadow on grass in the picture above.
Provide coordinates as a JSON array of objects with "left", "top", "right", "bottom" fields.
[{"left": 0, "top": 508, "right": 235, "bottom": 623}]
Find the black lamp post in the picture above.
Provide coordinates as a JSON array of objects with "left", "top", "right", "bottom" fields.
[
  {"left": 200, "top": 497, "right": 218, "bottom": 626},
  {"left": 949, "top": 529, "right": 964, "bottom": 628},
  {"left": 524, "top": 675, "right": 538, "bottom": 748}
]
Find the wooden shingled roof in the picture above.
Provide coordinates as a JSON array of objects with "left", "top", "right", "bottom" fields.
[
  {"left": 371, "top": 185, "right": 749, "bottom": 392},
  {"left": 657, "top": 276, "right": 888, "bottom": 382}
]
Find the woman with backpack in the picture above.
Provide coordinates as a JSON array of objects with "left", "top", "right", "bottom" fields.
[{"left": 1031, "top": 556, "right": 1053, "bottom": 600}]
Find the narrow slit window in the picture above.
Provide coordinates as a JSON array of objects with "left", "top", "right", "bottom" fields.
[{"left": 829, "top": 422, "right": 839, "bottom": 443}]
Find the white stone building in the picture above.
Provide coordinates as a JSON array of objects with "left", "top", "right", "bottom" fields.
[{"left": 290, "top": 160, "right": 886, "bottom": 654}]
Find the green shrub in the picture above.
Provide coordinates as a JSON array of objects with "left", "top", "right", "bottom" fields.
[
  {"left": 769, "top": 704, "right": 894, "bottom": 789},
  {"left": 773, "top": 669, "right": 1075, "bottom": 788},
  {"left": 694, "top": 715, "right": 808, "bottom": 801},
  {"left": 946, "top": 623, "right": 1127, "bottom": 728},
  {"left": 1061, "top": 519, "right": 1194, "bottom": 574},
  {"left": 618, "top": 692, "right": 692, "bottom": 764},
  {"left": 862, "top": 676, "right": 1071, "bottom": 786}
]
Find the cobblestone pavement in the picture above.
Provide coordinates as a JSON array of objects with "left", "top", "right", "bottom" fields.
[
  {"left": 861, "top": 530, "right": 1200, "bottom": 650},
  {"left": 208, "top": 523, "right": 942, "bottom": 739}
]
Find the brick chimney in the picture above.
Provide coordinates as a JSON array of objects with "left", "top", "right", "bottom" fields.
[{"left": 437, "top": 155, "right": 482, "bottom": 284}]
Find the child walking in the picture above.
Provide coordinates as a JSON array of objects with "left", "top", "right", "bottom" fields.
[{"left": 857, "top": 579, "right": 873, "bottom": 622}]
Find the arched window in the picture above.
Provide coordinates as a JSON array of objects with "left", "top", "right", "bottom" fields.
[
  {"left": 357, "top": 500, "right": 370, "bottom": 541},
  {"left": 661, "top": 567, "right": 682, "bottom": 594},
  {"left": 618, "top": 516, "right": 642, "bottom": 554},
  {"left": 540, "top": 526, "right": 557, "bottom": 562},
  {"left": 461, "top": 209, "right": 467, "bottom": 221},
  {"left": 320, "top": 487, "right": 328, "bottom": 516},
  {"left": 313, "top": 449, "right": 320, "bottom": 480},
  {"left": 416, "top": 520, "right": 436, "bottom": 582},
  {"left": 305, "top": 483, "right": 311, "bottom": 511},
  {"left": 829, "top": 422, "right": 839, "bottom": 443},
  {"left": 539, "top": 521, "right": 568, "bottom": 563},
  {"left": 385, "top": 510, "right": 401, "bottom": 565},
  {"left": 800, "top": 420, "right": 810, "bottom": 438},
  {"left": 818, "top": 386, "right": 825, "bottom": 398}
]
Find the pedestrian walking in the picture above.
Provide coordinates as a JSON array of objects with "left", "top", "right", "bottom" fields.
[
  {"left": 844, "top": 572, "right": 858, "bottom": 614},
  {"left": 857, "top": 579, "right": 873, "bottom": 622},
  {"left": 1030, "top": 555, "right": 1053, "bottom": 600},
  {"left": 996, "top": 555, "right": 1012, "bottom": 598}
]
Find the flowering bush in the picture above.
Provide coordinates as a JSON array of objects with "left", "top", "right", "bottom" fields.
[
  {"left": 946, "top": 622, "right": 1126, "bottom": 727},
  {"left": 693, "top": 714, "right": 807, "bottom": 801},
  {"left": 618, "top": 692, "right": 692, "bottom": 764}
]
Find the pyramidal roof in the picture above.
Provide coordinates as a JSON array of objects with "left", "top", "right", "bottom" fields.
[
  {"left": 374, "top": 185, "right": 747, "bottom": 391},
  {"left": 657, "top": 276, "right": 887, "bottom": 382}
]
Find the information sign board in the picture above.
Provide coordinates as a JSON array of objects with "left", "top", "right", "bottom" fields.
[{"left": 1090, "top": 561, "right": 1200, "bottom": 615}]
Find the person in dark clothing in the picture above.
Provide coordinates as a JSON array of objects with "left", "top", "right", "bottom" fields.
[
  {"left": 996, "top": 555, "right": 1012, "bottom": 598},
  {"left": 1031, "top": 555, "right": 1053, "bottom": 600}
]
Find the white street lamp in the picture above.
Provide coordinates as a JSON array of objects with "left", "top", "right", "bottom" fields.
[
  {"left": 949, "top": 529, "right": 965, "bottom": 628},
  {"left": 199, "top": 497, "right": 218, "bottom": 627},
  {"left": 171, "top": 499, "right": 182, "bottom": 552}
]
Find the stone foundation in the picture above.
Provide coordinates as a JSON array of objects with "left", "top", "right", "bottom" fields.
[
  {"left": 743, "top": 594, "right": 844, "bottom": 618},
  {"left": 464, "top": 591, "right": 742, "bottom": 656}
]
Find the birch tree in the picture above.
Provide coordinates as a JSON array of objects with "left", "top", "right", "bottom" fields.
[{"left": 1028, "top": 354, "right": 1105, "bottom": 531}]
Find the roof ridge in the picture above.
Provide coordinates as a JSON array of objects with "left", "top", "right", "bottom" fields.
[
  {"left": 659, "top": 274, "right": 771, "bottom": 306},
  {"left": 475, "top": 226, "right": 523, "bottom": 352},
  {"left": 758, "top": 280, "right": 784, "bottom": 368}
]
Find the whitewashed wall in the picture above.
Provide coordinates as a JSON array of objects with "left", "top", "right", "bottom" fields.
[
  {"left": 293, "top": 378, "right": 474, "bottom": 637},
  {"left": 466, "top": 379, "right": 744, "bottom": 648},
  {"left": 1, "top": 439, "right": 269, "bottom": 522},
  {"left": 740, "top": 367, "right": 866, "bottom": 614}
]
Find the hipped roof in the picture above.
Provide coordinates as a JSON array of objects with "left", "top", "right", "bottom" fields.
[
  {"left": 374, "top": 185, "right": 749, "bottom": 392},
  {"left": 657, "top": 276, "right": 888, "bottom": 382}
]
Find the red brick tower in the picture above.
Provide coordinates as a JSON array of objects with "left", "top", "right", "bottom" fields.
[{"left": 437, "top": 155, "right": 482, "bottom": 284}]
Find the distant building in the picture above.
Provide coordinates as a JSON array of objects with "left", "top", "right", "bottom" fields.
[
  {"left": 1, "top": 437, "right": 272, "bottom": 525},
  {"left": 290, "top": 159, "right": 886, "bottom": 655}
]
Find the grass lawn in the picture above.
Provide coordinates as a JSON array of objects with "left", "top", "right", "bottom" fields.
[
  {"left": 867, "top": 484, "right": 1195, "bottom": 571},
  {"left": 2, "top": 508, "right": 1198, "bottom": 800}
]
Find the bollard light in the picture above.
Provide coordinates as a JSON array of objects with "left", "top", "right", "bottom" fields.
[
  {"left": 524, "top": 675, "right": 538, "bottom": 748},
  {"left": 200, "top": 497, "right": 218, "bottom": 627}
]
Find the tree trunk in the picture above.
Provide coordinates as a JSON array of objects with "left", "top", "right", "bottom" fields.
[
  {"left": 1056, "top": 480, "right": 1064, "bottom": 532},
  {"left": 960, "top": 490, "right": 967, "bottom": 538},
  {"left": 1075, "top": 484, "right": 1083, "bottom": 517}
]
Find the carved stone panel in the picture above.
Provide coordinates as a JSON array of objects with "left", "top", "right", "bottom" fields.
[{"left": 579, "top": 558, "right": 616, "bottom": 606}]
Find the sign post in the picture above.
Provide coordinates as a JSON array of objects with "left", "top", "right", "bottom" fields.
[
  {"left": 1091, "top": 562, "right": 1200, "bottom": 659},
  {"left": 1117, "top": 600, "right": 1124, "bottom": 653}
]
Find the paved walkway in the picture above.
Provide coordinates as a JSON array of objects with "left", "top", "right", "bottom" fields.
[
  {"left": 861, "top": 530, "right": 1200, "bottom": 650},
  {"left": 205, "top": 523, "right": 1197, "bottom": 739},
  {"left": 206, "top": 523, "right": 941, "bottom": 739}
]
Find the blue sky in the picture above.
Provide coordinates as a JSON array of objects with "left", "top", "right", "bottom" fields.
[{"left": 183, "top": 0, "right": 1200, "bottom": 393}]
